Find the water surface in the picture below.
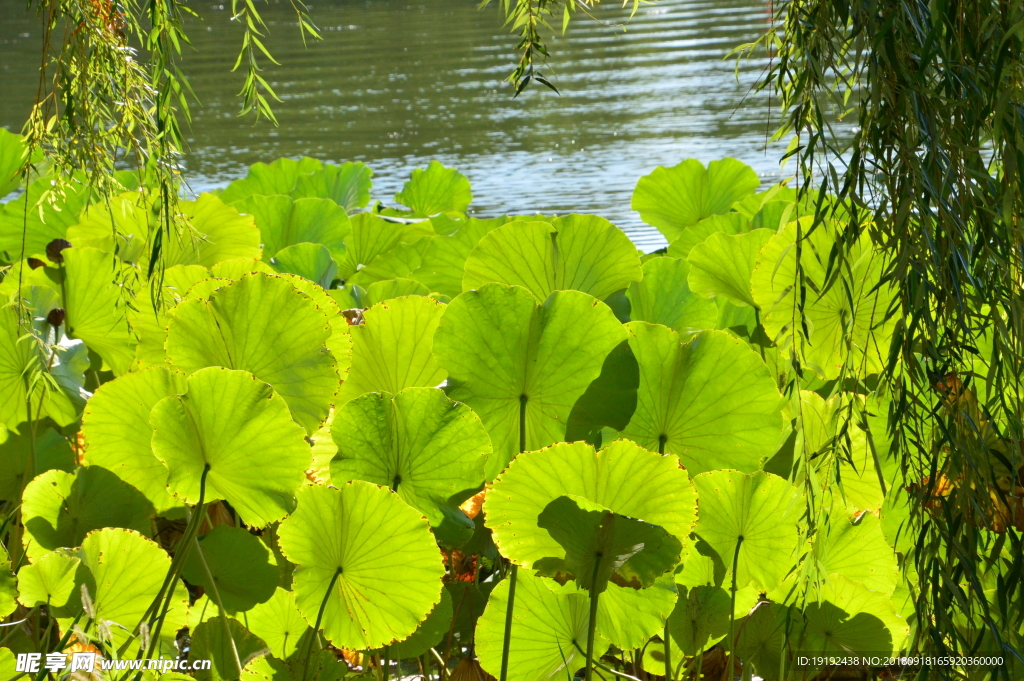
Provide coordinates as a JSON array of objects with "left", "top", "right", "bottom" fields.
[{"left": 0, "top": 0, "right": 783, "bottom": 249}]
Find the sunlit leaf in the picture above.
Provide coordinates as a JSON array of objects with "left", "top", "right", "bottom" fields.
[
  {"left": 687, "top": 229, "right": 774, "bottom": 307},
  {"left": 626, "top": 257, "right": 717, "bottom": 336},
  {"left": 183, "top": 524, "right": 279, "bottom": 613},
  {"left": 394, "top": 161, "right": 472, "bottom": 216}
]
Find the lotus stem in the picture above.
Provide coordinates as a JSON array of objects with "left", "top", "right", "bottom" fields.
[
  {"left": 303, "top": 566, "right": 343, "bottom": 681},
  {"left": 382, "top": 646, "right": 390, "bottom": 681},
  {"left": 663, "top": 621, "right": 672, "bottom": 681},
  {"left": 584, "top": 558, "right": 602, "bottom": 681},
  {"left": 726, "top": 536, "right": 744, "bottom": 681},
  {"left": 498, "top": 564, "right": 518, "bottom": 681}
]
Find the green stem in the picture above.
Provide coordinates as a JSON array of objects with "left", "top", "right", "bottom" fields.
[
  {"left": 193, "top": 535, "right": 242, "bottom": 678},
  {"left": 302, "top": 566, "right": 342, "bottom": 681},
  {"left": 498, "top": 565, "right": 518, "bottom": 681},
  {"left": 663, "top": 621, "right": 672, "bottom": 681},
  {"left": 584, "top": 573, "right": 601, "bottom": 681},
  {"left": 726, "top": 536, "right": 744, "bottom": 681},
  {"left": 382, "top": 646, "right": 390, "bottom": 681}
]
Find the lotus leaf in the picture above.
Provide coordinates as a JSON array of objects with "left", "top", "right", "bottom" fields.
[
  {"left": 231, "top": 195, "right": 350, "bottom": 259},
  {"left": 692, "top": 470, "right": 802, "bottom": 591},
  {"left": 82, "top": 367, "right": 186, "bottom": 511},
  {"left": 813, "top": 508, "right": 899, "bottom": 595},
  {"left": 463, "top": 215, "right": 642, "bottom": 301},
  {"left": 162, "top": 194, "right": 262, "bottom": 268},
  {"left": 0, "top": 175, "right": 90, "bottom": 261},
  {"left": 626, "top": 257, "right": 717, "bottom": 336},
  {"left": 394, "top": 161, "right": 472, "bottom": 216},
  {"left": 0, "top": 128, "right": 37, "bottom": 198},
  {"left": 269, "top": 243, "right": 337, "bottom": 288},
  {"left": 292, "top": 161, "right": 373, "bottom": 212},
  {"left": 165, "top": 273, "right": 338, "bottom": 433},
  {"left": 476, "top": 570, "right": 603, "bottom": 681},
  {"left": 191, "top": 615, "right": 270, "bottom": 681},
  {"left": 330, "top": 387, "right": 491, "bottom": 546},
  {"left": 242, "top": 587, "right": 310, "bottom": 660},
  {"left": 362, "top": 277, "right": 430, "bottom": 306},
  {"left": 687, "top": 229, "right": 775, "bottom": 307},
  {"left": 798, "top": 575, "right": 908, "bottom": 656},
  {"left": 276, "top": 481, "right": 445, "bottom": 650},
  {"left": 434, "top": 284, "right": 626, "bottom": 473},
  {"left": 219, "top": 157, "right": 325, "bottom": 204},
  {"left": 615, "top": 324, "right": 784, "bottom": 474},
  {"left": 335, "top": 295, "right": 446, "bottom": 405},
  {"left": 0, "top": 426, "right": 75, "bottom": 503},
  {"left": 413, "top": 216, "right": 510, "bottom": 297},
  {"left": 335, "top": 213, "right": 407, "bottom": 281},
  {"left": 0, "top": 547, "right": 13, "bottom": 619},
  {"left": 596, "top": 576, "right": 678, "bottom": 651},
  {"left": 183, "top": 524, "right": 279, "bottom": 613},
  {"left": 666, "top": 212, "right": 749, "bottom": 261},
  {"left": 63, "top": 246, "right": 136, "bottom": 374},
  {"left": 21, "top": 465, "right": 153, "bottom": 560},
  {"left": 150, "top": 367, "right": 311, "bottom": 526},
  {"left": 17, "top": 551, "right": 80, "bottom": 608},
  {"left": 384, "top": 588, "right": 454, "bottom": 659},
  {"left": 632, "top": 159, "right": 759, "bottom": 242}
]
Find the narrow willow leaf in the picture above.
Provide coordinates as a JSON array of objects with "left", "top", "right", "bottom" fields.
[
  {"left": 632, "top": 158, "right": 759, "bottom": 242},
  {"left": 476, "top": 571, "right": 602, "bottom": 681},
  {"left": 692, "top": 470, "right": 802, "bottom": 591},
  {"left": 435, "top": 284, "right": 626, "bottom": 474},
  {"left": 616, "top": 324, "right": 784, "bottom": 474},
  {"left": 21, "top": 466, "right": 153, "bottom": 561},
  {"left": 165, "top": 273, "right": 339, "bottom": 434},
  {"left": 151, "top": 367, "right": 311, "bottom": 527},
  {"left": 82, "top": 367, "right": 186, "bottom": 512},
  {"left": 330, "top": 387, "right": 491, "bottom": 546},
  {"left": 626, "top": 257, "right": 718, "bottom": 336},
  {"left": 394, "top": 161, "right": 472, "bottom": 216},
  {"left": 687, "top": 229, "right": 775, "bottom": 307},
  {"left": 484, "top": 440, "right": 697, "bottom": 571},
  {"left": 277, "top": 481, "right": 445, "bottom": 650},
  {"left": 462, "top": 215, "right": 642, "bottom": 301},
  {"left": 335, "top": 295, "right": 446, "bottom": 405}
]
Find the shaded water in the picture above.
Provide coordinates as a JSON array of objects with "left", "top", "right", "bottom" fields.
[{"left": 0, "top": 0, "right": 783, "bottom": 249}]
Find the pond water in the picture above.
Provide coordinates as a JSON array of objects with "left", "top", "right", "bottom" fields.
[{"left": 0, "top": 0, "right": 783, "bottom": 249}]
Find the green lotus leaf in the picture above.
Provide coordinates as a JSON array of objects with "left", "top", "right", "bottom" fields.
[
  {"left": 0, "top": 649, "right": 15, "bottom": 681},
  {"left": 412, "top": 216, "right": 510, "bottom": 298},
  {"left": 731, "top": 184, "right": 796, "bottom": 218},
  {"left": 734, "top": 602, "right": 790, "bottom": 680},
  {"left": 564, "top": 339, "right": 639, "bottom": 447},
  {"left": 63, "top": 246, "right": 136, "bottom": 375},
  {"left": 268, "top": 243, "right": 337, "bottom": 289},
  {"left": 330, "top": 387, "right": 491, "bottom": 546},
  {"left": 626, "top": 257, "right": 718, "bottom": 336},
  {"left": 446, "top": 581, "right": 490, "bottom": 648},
  {"left": 362, "top": 277, "right": 430, "bottom": 306},
  {"left": 814, "top": 508, "right": 898, "bottom": 596},
  {"left": 596, "top": 576, "right": 678, "bottom": 651},
  {"left": 632, "top": 159, "right": 759, "bottom": 242},
  {"left": 292, "top": 162, "right": 373, "bottom": 213},
  {"left": 347, "top": 240, "right": 433, "bottom": 290},
  {"left": 751, "top": 219, "right": 898, "bottom": 380},
  {"left": 82, "top": 367, "right": 186, "bottom": 512},
  {"left": 666, "top": 212, "right": 749, "bottom": 261},
  {"left": 274, "top": 275, "right": 352, "bottom": 380},
  {"left": 0, "top": 176, "right": 90, "bottom": 260},
  {"left": 17, "top": 551, "right": 80, "bottom": 607},
  {"left": 66, "top": 191, "right": 153, "bottom": 263},
  {"left": 183, "top": 524, "right": 278, "bottom": 613},
  {"left": 165, "top": 273, "right": 339, "bottom": 433},
  {"left": 161, "top": 194, "right": 262, "bottom": 268},
  {"left": 383, "top": 587, "right": 453, "bottom": 659},
  {"left": 0, "top": 305, "right": 58, "bottom": 428},
  {"left": 485, "top": 440, "right": 697, "bottom": 572},
  {"left": 231, "top": 195, "right": 350, "bottom": 260},
  {"left": 128, "top": 265, "right": 211, "bottom": 369},
  {"left": 336, "top": 213, "right": 407, "bottom": 281},
  {"left": 21, "top": 465, "right": 154, "bottom": 561},
  {"left": 799, "top": 575, "right": 908, "bottom": 656},
  {"left": 536, "top": 496, "right": 682, "bottom": 593},
  {"left": 463, "top": 215, "right": 642, "bottom": 302},
  {"left": 191, "top": 616, "right": 270, "bottom": 681},
  {"left": 687, "top": 229, "right": 774, "bottom": 307},
  {"left": 751, "top": 199, "right": 798, "bottom": 232},
  {"left": 241, "top": 651, "right": 347, "bottom": 681},
  {"left": 276, "top": 481, "right": 445, "bottom": 650},
  {"left": 242, "top": 588, "right": 311, "bottom": 660},
  {"left": 0, "top": 128, "right": 39, "bottom": 198},
  {"left": 434, "top": 285, "right": 626, "bottom": 473},
  {"left": 0, "top": 426, "right": 75, "bottom": 503},
  {"left": 151, "top": 367, "right": 311, "bottom": 527},
  {"left": 394, "top": 161, "right": 472, "bottom": 216},
  {"left": 210, "top": 258, "right": 276, "bottom": 279},
  {"left": 335, "top": 295, "right": 446, "bottom": 405},
  {"left": 55, "top": 528, "right": 188, "bottom": 654},
  {"left": 476, "top": 571, "right": 603, "bottom": 681},
  {"left": 219, "top": 157, "right": 325, "bottom": 204},
  {"left": 615, "top": 324, "right": 784, "bottom": 474},
  {"left": 0, "top": 546, "right": 14, "bottom": 619},
  {"left": 692, "top": 470, "right": 802, "bottom": 591}
]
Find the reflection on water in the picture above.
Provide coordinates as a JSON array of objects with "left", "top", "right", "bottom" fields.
[{"left": 0, "top": 0, "right": 782, "bottom": 248}]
